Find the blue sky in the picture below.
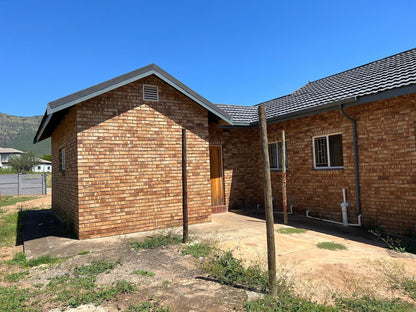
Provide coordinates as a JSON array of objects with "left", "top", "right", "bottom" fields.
[{"left": 0, "top": 0, "right": 415, "bottom": 117}]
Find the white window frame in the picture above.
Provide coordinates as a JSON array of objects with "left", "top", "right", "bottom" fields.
[
  {"left": 312, "top": 133, "right": 343, "bottom": 169},
  {"left": 143, "top": 84, "right": 159, "bottom": 101},
  {"left": 60, "top": 148, "right": 66, "bottom": 171},
  {"left": 268, "top": 141, "right": 288, "bottom": 171}
]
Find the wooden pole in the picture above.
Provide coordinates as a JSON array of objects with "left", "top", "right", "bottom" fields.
[
  {"left": 182, "top": 128, "right": 188, "bottom": 243},
  {"left": 282, "top": 131, "right": 288, "bottom": 225},
  {"left": 258, "top": 106, "right": 277, "bottom": 296}
]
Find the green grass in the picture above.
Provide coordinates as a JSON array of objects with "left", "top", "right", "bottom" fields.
[
  {"left": 335, "top": 295, "right": 414, "bottom": 312},
  {"left": 3, "top": 270, "right": 29, "bottom": 282},
  {"left": 277, "top": 227, "right": 307, "bottom": 235},
  {"left": 132, "top": 269, "right": 155, "bottom": 277},
  {"left": 0, "top": 195, "right": 38, "bottom": 208},
  {"left": 128, "top": 299, "right": 170, "bottom": 312},
  {"left": 181, "top": 242, "right": 212, "bottom": 258},
  {"left": 0, "top": 286, "right": 38, "bottom": 312},
  {"left": 8, "top": 252, "right": 60, "bottom": 268},
  {"left": 244, "top": 294, "right": 336, "bottom": 312},
  {"left": 128, "top": 233, "right": 182, "bottom": 250},
  {"left": 0, "top": 212, "right": 19, "bottom": 247},
  {"left": 317, "top": 242, "right": 347, "bottom": 251},
  {"left": 77, "top": 251, "right": 90, "bottom": 255},
  {"left": 74, "top": 261, "right": 116, "bottom": 275},
  {"left": 204, "top": 250, "right": 269, "bottom": 292},
  {"left": 401, "top": 277, "right": 416, "bottom": 299},
  {"left": 46, "top": 260, "right": 135, "bottom": 307}
]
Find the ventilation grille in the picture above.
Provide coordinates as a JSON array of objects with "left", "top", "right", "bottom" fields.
[{"left": 143, "top": 84, "right": 159, "bottom": 101}]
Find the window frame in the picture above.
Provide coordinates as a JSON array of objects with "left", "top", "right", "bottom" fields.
[
  {"left": 268, "top": 141, "right": 288, "bottom": 171},
  {"left": 60, "top": 148, "right": 66, "bottom": 172},
  {"left": 312, "top": 133, "right": 344, "bottom": 170}
]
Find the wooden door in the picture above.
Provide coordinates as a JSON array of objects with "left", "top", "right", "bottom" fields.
[{"left": 209, "top": 146, "right": 224, "bottom": 206}]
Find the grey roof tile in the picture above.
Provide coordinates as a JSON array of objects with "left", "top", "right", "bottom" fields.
[{"left": 218, "top": 48, "right": 416, "bottom": 125}]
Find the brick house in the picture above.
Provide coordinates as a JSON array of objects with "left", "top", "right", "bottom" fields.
[{"left": 35, "top": 48, "right": 416, "bottom": 239}]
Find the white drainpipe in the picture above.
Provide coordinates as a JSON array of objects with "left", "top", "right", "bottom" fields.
[{"left": 306, "top": 189, "right": 362, "bottom": 227}]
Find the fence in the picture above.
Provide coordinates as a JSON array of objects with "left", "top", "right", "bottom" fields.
[{"left": 0, "top": 173, "right": 47, "bottom": 196}]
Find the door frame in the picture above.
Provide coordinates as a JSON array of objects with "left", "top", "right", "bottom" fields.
[{"left": 209, "top": 144, "right": 225, "bottom": 206}]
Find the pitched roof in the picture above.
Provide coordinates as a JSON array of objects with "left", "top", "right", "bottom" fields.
[
  {"left": 220, "top": 48, "right": 416, "bottom": 125},
  {"left": 0, "top": 148, "right": 23, "bottom": 154},
  {"left": 35, "top": 64, "right": 233, "bottom": 142}
]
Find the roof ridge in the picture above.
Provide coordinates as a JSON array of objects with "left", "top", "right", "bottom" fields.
[{"left": 305, "top": 47, "right": 416, "bottom": 86}]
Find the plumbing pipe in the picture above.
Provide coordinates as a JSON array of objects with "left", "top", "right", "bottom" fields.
[
  {"left": 341, "top": 188, "right": 349, "bottom": 226},
  {"left": 339, "top": 104, "right": 361, "bottom": 216},
  {"left": 306, "top": 210, "right": 362, "bottom": 227}
]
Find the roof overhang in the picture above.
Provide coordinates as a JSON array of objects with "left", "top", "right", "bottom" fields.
[{"left": 35, "top": 64, "right": 234, "bottom": 143}]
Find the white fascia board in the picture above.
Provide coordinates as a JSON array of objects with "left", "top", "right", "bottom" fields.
[{"left": 152, "top": 72, "right": 234, "bottom": 125}]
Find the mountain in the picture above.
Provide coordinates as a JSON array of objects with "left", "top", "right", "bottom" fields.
[{"left": 0, "top": 113, "right": 51, "bottom": 157}]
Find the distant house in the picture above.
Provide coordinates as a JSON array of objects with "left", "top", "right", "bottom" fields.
[
  {"left": 35, "top": 48, "right": 416, "bottom": 239},
  {"left": 0, "top": 147, "right": 23, "bottom": 168},
  {"left": 0, "top": 147, "right": 51, "bottom": 172}
]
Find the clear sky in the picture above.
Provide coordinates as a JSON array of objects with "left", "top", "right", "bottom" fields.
[{"left": 1, "top": 0, "right": 415, "bottom": 117}]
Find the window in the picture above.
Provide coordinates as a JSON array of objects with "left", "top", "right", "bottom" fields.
[
  {"left": 268, "top": 142, "right": 288, "bottom": 170},
  {"left": 143, "top": 84, "right": 159, "bottom": 101},
  {"left": 37, "top": 166, "right": 41, "bottom": 170},
  {"left": 313, "top": 134, "right": 343, "bottom": 169},
  {"left": 59, "top": 148, "right": 66, "bottom": 171}
]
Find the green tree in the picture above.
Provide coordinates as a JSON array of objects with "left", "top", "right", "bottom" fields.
[
  {"left": 41, "top": 154, "right": 52, "bottom": 161},
  {"left": 8, "top": 152, "right": 37, "bottom": 174}
]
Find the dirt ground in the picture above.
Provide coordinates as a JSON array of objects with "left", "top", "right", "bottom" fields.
[{"left": 1, "top": 194, "right": 416, "bottom": 311}]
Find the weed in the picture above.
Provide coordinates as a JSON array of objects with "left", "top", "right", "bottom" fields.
[
  {"left": 3, "top": 270, "right": 29, "bottom": 282},
  {"left": 335, "top": 295, "right": 414, "bottom": 312},
  {"left": 401, "top": 277, "right": 416, "bottom": 299},
  {"left": 128, "top": 233, "right": 182, "bottom": 250},
  {"left": 77, "top": 251, "right": 90, "bottom": 255},
  {"left": 128, "top": 299, "right": 170, "bottom": 312},
  {"left": 0, "top": 212, "right": 20, "bottom": 247},
  {"left": 9, "top": 252, "right": 60, "bottom": 268},
  {"left": 0, "top": 286, "right": 37, "bottom": 312},
  {"left": 181, "top": 242, "right": 212, "bottom": 258},
  {"left": 74, "top": 261, "right": 116, "bottom": 275},
  {"left": 0, "top": 195, "right": 38, "bottom": 208},
  {"left": 317, "top": 242, "right": 347, "bottom": 251},
  {"left": 132, "top": 269, "right": 155, "bottom": 277},
  {"left": 244, "top": 294, "right": 336, "bottom": 312},
  {"left": 277, "top": 227, "right": 307, "bottom": 235},
  {"left": 162, "top": 280, "right": 170, "bottom": 286},
  {"left": 204, "top": 250, "right": 269, "bottom": 292},
  {"left": 369, "top": 229, "right": 406, "bottom": 253}
]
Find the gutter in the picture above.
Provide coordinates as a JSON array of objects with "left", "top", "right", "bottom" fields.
[{"left": 338, "top": 103, "right": 361, "bottom": 215}]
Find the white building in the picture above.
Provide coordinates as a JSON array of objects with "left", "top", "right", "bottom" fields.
[{"left": 0, "top": 147, "right": 51, "bottom": 172}]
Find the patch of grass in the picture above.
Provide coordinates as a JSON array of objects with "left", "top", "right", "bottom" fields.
[
  {"left": 77, "top": 251, "right": 90, "bottom": 255},
  {"left": 370, "top": 229, "right": 407, "bottom": 253},
  {"left": 245, "top": 294, "right": 336, "bottom": 312},
  {"left": 0, "top": 286, "right": 37, "bottom": 312},
  {"left": 181, "top": 242, "right": 212, "bottom": 258},
  {"left": 0, "top": 212, "right": 19, "bottom": 247},
  {"left": 74, "top": 261, "right": 116, "bottom": 275},
  {"left": 128, "top": 233, "right": 182, "bottom": 250},
  {"left": 317, "top": 242, "right": 347, "bottom": 251},
  {"left": 3, "top": 270, "right": 29, "bottom": 282},
  {"left": 204, "top": 250, "right": 269, "bottom": 292},
  {"left": 132, "top": 269, "right": 155, "bottom": 277},
  {"left": 277, "top": 227, "right": 307, "bottom": 235},
  {"left": 8, "top": 252, "right": 60, "bottom": 268},
  {"left": 0, "top": 195, "right": 38, "bottom": 208},
  {"left": 128, "top": 299, "right": 170, "bottom": 312},
  {"left": 401, "top": 277, "right": 416, "bottom": 299},
  {"left": 335, "top": 295, "right": 414, "bottom": 312},
  {"left": 47, "top": 260, "right": 133, "bottom": 308}
]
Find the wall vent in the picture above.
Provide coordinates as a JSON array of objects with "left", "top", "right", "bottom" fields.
[{"left": 143, "top": 84, "right": 159, "bottom": 101}]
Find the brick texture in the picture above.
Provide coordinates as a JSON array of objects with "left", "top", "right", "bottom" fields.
[
  {"left": 210, "top": 93, "right": 416, "bottom": 234},
  {"left": 52, "top": 75, "right": 211, "bottom": 239}
]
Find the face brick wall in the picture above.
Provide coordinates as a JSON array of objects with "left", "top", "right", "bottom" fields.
[
  {"left": 53, "top": 75, "right": 211, "bottom": 239},
  {"left": 51, "top": 107, "right": 79, "bottom": 233},
  {"left": 212, "top": 93, "right": 416, "bottom": 234}
]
